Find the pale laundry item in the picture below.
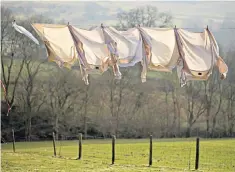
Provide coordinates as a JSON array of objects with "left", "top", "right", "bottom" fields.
[
  {"left": 101, "top": 26, "right": 122, "bottom": 79},
  {"left": 103, "top": 27, "right": 143, "bottom": 67},
  {"left": 69, "top": 26, "right": 109, "bottom": 68},
  {"left": 12, "top": 21, "right": 39, "bottom": 45},
  {"left": 32, "top": 23, "right": 78, "bottom": 69},
  {"left": 139, "top": 27, "right": 180, "bottom": 82},
  {"left": 175, "top": 28, "right": 228, "bottom": 87},
  {"left": 207, "top": 29, "right": 228, "bottom": 79},
  {"left": 68, "top": 25, "right": 122, "bottom": 81},
  {"left": 32, "top": 23, "right": 89, "bottom": 84}
]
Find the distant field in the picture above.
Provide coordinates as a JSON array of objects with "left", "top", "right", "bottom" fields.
[{"left": 2, "top": 138, "right": 235, "bottom": 172}]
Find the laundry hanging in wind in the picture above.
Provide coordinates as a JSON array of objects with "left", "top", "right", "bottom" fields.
[
  {"left": 138, "top": 27, "right": 180, "bottom": 82},
  {"left": 12, "top": 20, "right": 40, "bottom": 45},
  {"left": 31, "top": 23, "right": 122, "bottom": 85},
  {"left": 13, "top": 21, "right": 228, "bottom": 86},
  {"left": 174, "top": 28, "right": 228, "bottom": 87}
]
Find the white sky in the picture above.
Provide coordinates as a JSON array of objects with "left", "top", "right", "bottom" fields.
[{"left": 1, "top": 0, "right": 234, "bottom": 2}]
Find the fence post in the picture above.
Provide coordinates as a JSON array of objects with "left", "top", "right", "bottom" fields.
[
  {"left": 12, "top": 128, "right": 15, "bottom": 153},
  {"left": 78, "top": 133, "right": 82, "bottom": 159},
  {"left": 112, "top": 135, "right": 116, "bottom": 165},
  {"left": 195, "top": 137, "right": 200, "bottom": 170},
  {"left": 149, "top": 135, "right": 153, "bottom": 166},
  {"left": 52, "top": 132, "right": 56, "bottom": 156}
]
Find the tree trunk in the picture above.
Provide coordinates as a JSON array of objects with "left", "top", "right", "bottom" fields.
[
  {"left": 28, "top": 114, "right": 32, "bottom": 141},
  {"left": 83, "top": 85, "right": 89, "bottom": 140},
  {"left": 223, "top": 112, "right": 228, "bottom": 137},
  {"left": 186, "top": 125, "right": 191, "bottom": 138},
  {"left": 211, "top": 117, "right": 217, "bottom": 137},
  {"left": 55, "top": 114, "right": 59, "bottom": 140},
  {"left": 228, "top": 123, "right": 234, "bottom": 137},
  {"left": 177, "top": 104, "right": 181, "bottom": 137},
  {"left": 25, "top": 120, "right": 28, "bottom": 141},
  {"left": 211, "top": 87, "right": 222, "bottom": 138},
  {"left": 206, "top": 110, "right": 210, "bottom": 138},
  {"left": 186, "top": 112, "right": 193, "bottom": 137},
  {"left": 172, "top": 90, "right": 181, "bottom": 137},
  {"left": 165, "top": 92, "right": 169, "bottom": 137},
  {"left": 115, "top": 114, "right": 119, "bottom": 138},
  {"left": 84, "top": 116, "right": 87, "bottom": 140},
  {"left": 204, "top": 81, "right": 210, "bottom": 138}
]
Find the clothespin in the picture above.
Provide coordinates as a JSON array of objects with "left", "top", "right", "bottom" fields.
[
  {"left": 206, "top": 25, "right": 208, "bottom": 30},
  {"left": 12, "top": 19, "right": 16, "bottom": 26},
  {"left": 174, "top": 25, "right": 176, "bottom": 30},
  {"left": 101, "top": 23, "right": 104, "bottom": 28}
]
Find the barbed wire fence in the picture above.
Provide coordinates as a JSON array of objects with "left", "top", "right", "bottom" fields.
[{"left": 3, "top": 130, "right": 235, "bottom": 171}]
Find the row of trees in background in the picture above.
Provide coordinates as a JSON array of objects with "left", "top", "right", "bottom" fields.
[
  {"left": 1, "top": 6, "right": 235, "bottom": 142},
  {"left": 116, "top": 6, "right": 173, "bottom": 29}
]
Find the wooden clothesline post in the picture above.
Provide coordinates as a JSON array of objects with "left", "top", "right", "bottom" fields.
[
  {"left": 195, "top": 137, "right": 200, "bottom": 170},
  {"left": 52, "top": 132, "right": 56, "bottom": 157},
  {"left": 112, "top": 135, "right": 116, "bottom": 165},
  {"left": 78, "top": 133, "right": 82, "bottom": 160},
  {"left": 149, "top": 135, "right": 153, "bottom": 166}
]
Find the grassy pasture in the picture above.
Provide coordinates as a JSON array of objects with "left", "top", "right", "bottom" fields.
[{"left": 1, "top": 138, "right": 235, "bottom": 172}]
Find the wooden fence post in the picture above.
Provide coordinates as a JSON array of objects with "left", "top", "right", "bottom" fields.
[
  {"left": 78, "top": 133, "right": 82, "bottom": 159},
  {"left": 195, "top": 137, "right": 200, "bottom": 170},
  {"left": 12, "top": 129, "right": 15, "bottom": 153},
  {"left": 52, "top": 132, "right": 56, "bottom": 156},
  {"left": 112, "top": 135, "right": 116, "bottom": 165},
  {"left": 149, "top": 135, "right": 153, "bottom": 166}
]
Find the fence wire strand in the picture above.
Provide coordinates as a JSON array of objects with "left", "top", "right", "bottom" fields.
[{"left": 2, "top": 135, "right": 235, "bottom": 171}]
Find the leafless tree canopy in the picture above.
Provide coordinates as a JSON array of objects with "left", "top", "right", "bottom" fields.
[{"left": 116, "top": 6, "right": 173, "bottom": 30}]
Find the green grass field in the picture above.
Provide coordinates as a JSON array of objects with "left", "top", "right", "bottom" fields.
[{"left": 1, "top": 138, "right": 235, "bottom": 172}]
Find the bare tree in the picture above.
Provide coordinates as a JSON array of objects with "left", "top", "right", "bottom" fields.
[
  {"left": 202, "top": 68, "right": 226, "bottom": 138},
  {"left": 1, "top": 7, "right": 27, "bottom": 110},
  {"left": 116, "top": 5, "right": 173, "bottom": 30},
  {"left": 210, "top": 83, "right": 223, "bottom": 137},
  {"left": 11, "top": 14, "right": 54, "bottom": 141},
  {"left": 19, "top": 57, "right": 46, "bottom": 141},
  {"left": 185, "top": 82, "right": 206, "bottom": 137},
  {"left": 226, "top": 85, "right": 235, "bottom": 137},
  {"left": 46, "top": 69, "right": 78, "bottom": 140},
  {"left": 203, "top": 79, "right": 216, "bottom": 137},
  {"left": 104, "top": 68, "right": 135, "bottom": 137},
  {"left": 156, "top": 72, "right": 182, "bottom": 137},
  {"left": 81, "top": 82, "right": 91, "bottom": 140},
  {"left": 171, "top": 85, "right": 182, "bottom": 137}
]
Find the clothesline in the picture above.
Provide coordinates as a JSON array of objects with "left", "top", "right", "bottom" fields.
[
  {"left": 70, "top": 23, "right": 235, "bottom": 30},
  {"left": 3, "top": 20, "right": 235, "bottom": 30},
  {"left": 180, "top": 27, "right": 235, "bottom": 29}
]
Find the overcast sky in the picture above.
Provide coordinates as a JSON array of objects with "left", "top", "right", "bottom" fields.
[{"left": 3, "top": 0, "right": 200, "bottom": 1}]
